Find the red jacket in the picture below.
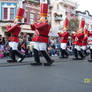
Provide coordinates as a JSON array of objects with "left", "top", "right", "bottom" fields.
[
  {"left": 72, "top": 33, "right": 84, "bottom": 46},
  {"left": 82, "top": 36, "right": 88, "bottom": 46},
  {"left": 58, "top": 32, "right": 70, "bottom": 43},
  {"left": 31, "top": 22, "right": 51, "bottom": 43},
  {"left": 87, "top": 31, "right": 92, "bottom": 45},
  {"left": 6, "top": 24, "right": 21, "bottom": 42},
  {"left": 88, "top": 31, "right": 92, "bottom": 37}
]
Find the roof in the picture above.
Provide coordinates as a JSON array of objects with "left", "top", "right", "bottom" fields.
[{"left": 76, "top": 10, "right": 92, "bottom": 17}]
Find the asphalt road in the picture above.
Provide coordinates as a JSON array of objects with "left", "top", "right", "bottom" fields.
[{"left": 0, "top": 56, "right": 92, "bottom": 92}]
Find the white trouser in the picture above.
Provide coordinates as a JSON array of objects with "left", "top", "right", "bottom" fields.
[
  {"left": 33, "top": 42, "right": 47, "bottom": 51},
  {"left": 81, "top": 46, "right": 86, "bottom": 50},
  {"left": 60, "top": 43, "right": 67, "bottom": 50},
  {"left": 40, "top": 0, "right": 47, "bottom": 3},
  {"left": 9, "top": 42, "right": 18, "bottom": 50},
  {"left": 74, "top": 45, "right": 81, "bottom": 51}
]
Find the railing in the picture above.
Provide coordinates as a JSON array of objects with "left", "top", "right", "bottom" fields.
[{"left": 0, "top": 20, "right": 13, "bottom": 27}]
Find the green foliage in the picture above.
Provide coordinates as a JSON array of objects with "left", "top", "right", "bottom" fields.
[
  {"left": 68, "top": 19, "right": 79, "bottom": 32},
  {"left": 28, "top": 0, "right": 39, "bottom": 3},
  {"left": 0, "top": 20, "right": 13, "bottom": 23}
]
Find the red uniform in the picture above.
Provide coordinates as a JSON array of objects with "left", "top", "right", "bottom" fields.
[
  {"left": 72, "top": 33, "right": 84, "bottom": 46},
  {"left": 30, "top": 2, "right": 54, "bottom": 66},
  {"left": 31, "top": 22, "right": 51, "bottom": 43},
  {"left": 6, "top": 24, "right": 21, "bottom": 42},
  {"left": 87, "top": 31, "right": 92, "bottom": 45},
  {"left": 88, "top": 31, "right": 92, "bottom": 37},
  {"left": 6, "top": 7, "right": 25, "bottom": 63},
  {"left": 82, "top": 36, "right": 88, "bottom": 46},
  {"left": 58, "top": 32, "right": 70, "bottom": 43}
]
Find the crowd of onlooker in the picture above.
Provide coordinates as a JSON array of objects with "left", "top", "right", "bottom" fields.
[
  {"left": 0, "top": 35, "right": 8, "bottom": 58},
  {"left": 0, "top": 33, "right": 74, "bottom": 59},
  {"left": 47, "top": 36, "right": 74, "bottom": 56},
  {"left": 47, "top": 37, "right": 61, "bottom": 56},
  {"left": 0, "top": 33, "right": 32, "bottom": 59}
]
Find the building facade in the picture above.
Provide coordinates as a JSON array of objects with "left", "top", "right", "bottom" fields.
[
  {"left": 76, "top": 10, "right": 92, "bottom": 31},
  {"left": 0, "top": 0, "right": 17, "bottom": 36},
  {"left": 49, "top": 0, "right": 77, "bottom": 36},
  {"left": 26, "top": 0, "right": 40, "bottom": 24},
  {"left": 0, "top": 0, "right": 17, "bottom": 21},
  {"left": 1, "top": 0, "right": 92, "bottom": 38}
]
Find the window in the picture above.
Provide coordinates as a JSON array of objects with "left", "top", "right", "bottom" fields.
[
  {"left": 65, "top": 12, "right": 68, "bottom": 15},
  {"left": 10, "top": 8, "right": 14, "bottom": 20},
  {"left": 3, "top": 7, "right": 15, "bottom": 20},
  {"left": 30, "top": 13, "right": 34, "bottom": 24},
  {"left": 3, "top": 8, "right": 8, "bottom": 19}
]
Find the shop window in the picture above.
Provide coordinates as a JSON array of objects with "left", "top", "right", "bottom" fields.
[
  {"left": 30, "top": 13, "right": 34, "bottom": 24},
  {"left": 10, "top": 8, "right": 15, "bottom": 20},
  {"left": 3, "top": 8, "right": 8, "bottom": 19},
  {"left": 65, "top": 12, "right": 68, "bottom": 15}
]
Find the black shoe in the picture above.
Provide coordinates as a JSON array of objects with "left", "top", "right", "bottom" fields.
[
  {"left": 78, "top": 58, "right": 83, "bottom": 60},
  {"left": 72, "top": 58, "right": 79, "bottom": 60},
  {"left": 73, "top": 58, "right": 83, "bottom": 60},
  {"left": 44, "top": 60, "right": 54, "bottom": 66},
  {"left": 59, "top": 56, "right": 65, "bottom": 58},
  {"left": 64, "top": 56, "right": 68, "bottom": 58},
  {"left": 66, "top": 54, "right": 69, "bottom": 58},
  {"left": 30, "top": 62, "right": 42, "bottom": 66},
  {"left": 18, "top": 55, "right": 25, "bottom": 62},
  {"left": 7, "top": 60, "right": 17, "bottom": 63},
  {"left": 88, "top": 59, "right": 92, "bottom": 62}
]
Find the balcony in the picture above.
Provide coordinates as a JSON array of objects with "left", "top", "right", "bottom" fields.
[
  {"left": 0, "top": 20, "right": 13, "bottom": 27},
  {"left": 28, "top": 0, "right": 40, "bottom": 4}
]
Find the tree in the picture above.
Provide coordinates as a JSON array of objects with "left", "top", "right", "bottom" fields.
[{"left": 68, "top": 19, "right": 79, "bottom": 32}]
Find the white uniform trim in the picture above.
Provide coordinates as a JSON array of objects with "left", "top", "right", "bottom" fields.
[
  {"left": 74, "top": 45, "right": 81, "bottom": 51},
  {"left": 33, "top": 42, "right": 47, "bottom": 51},
  {"left": 40, "top": 0, "right": 47, "bottom": 3},
  {"left": 60, "top": 43, "right": 67, "bottom": 50},
  {"left": 9, "top": 42, "right": 18, "bottom": 50},
  {"left": 81, "top": 46, "right": 86, "bottom": 50}
]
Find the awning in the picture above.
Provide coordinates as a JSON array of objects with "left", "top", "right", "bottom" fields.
[
  {"left": 21, "top": 24, "right": 35, "bottom": 33},
  {"left": 22, "top": 25, "right": 31, "bottom": 29},
  {"left": 21, "top": 29, "right": 34, "bottom": 33}
]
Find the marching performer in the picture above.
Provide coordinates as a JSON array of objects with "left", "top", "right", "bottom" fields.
[
  {"left": 81, "top": 28, "right": 88, "bottom": 57},
  {"left": 88, "top": 31, "right": 92, "bottom": 62},
  {"left": 30, "top": 2, "right": 54, "bottom": 66},
  {"left": 72, "top": 18, "right": 85, "bottom": 60},
  {"left": 6, "top": 8, "right": 25, "bottom": 63},
  {"left": 58, "top": 18, "right": 70, "bottom": 58}
]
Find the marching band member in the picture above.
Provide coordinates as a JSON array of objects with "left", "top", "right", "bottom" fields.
[
  {"left": 30, "top": 2, "right": 54, "bottom": 66},
  {"left": 88, "top": 31, "right": 92, "bottom": 62},
  {"left": 81, "top": 28, "right": 88, "bottom": 57},
  {"left": 58, "top": 18, "right": 70, "bottom": 58},
  {"left": 6, "top": 8, "right": 25, "bottom": 63},
  {"left": 72, "top": 18, "right": 85, "bottom": 60}
]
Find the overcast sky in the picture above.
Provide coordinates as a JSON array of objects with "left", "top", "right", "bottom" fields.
[{"left": 75, "top": 0, "right": 92, "bottom": 14}]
